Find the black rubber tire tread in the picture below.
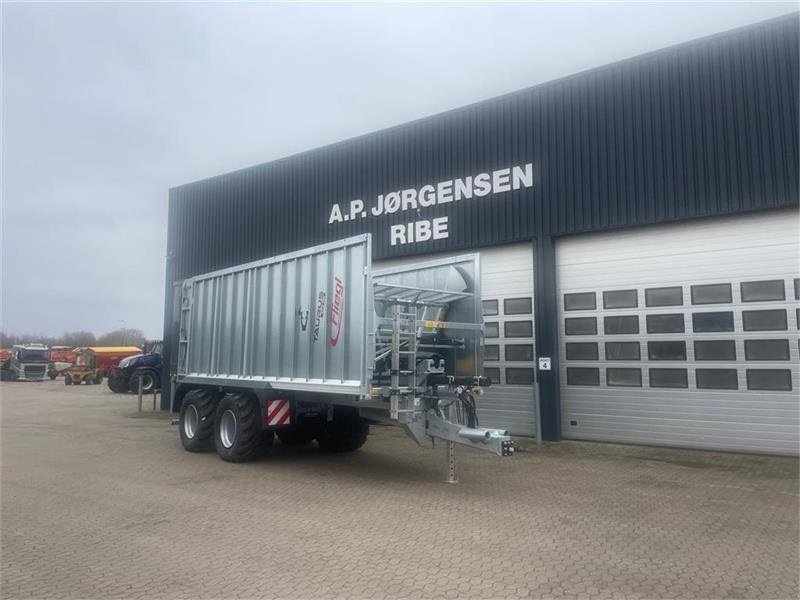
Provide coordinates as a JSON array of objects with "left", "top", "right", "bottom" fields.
[
  {"left": 276, "top": 425, "right": 318, "bottom": 446},
  {"left": 64, "top": 376, "right": 72, "bottom": 386},
  {"left": 179, "top": 388, "right": 219, "bottom": 452},
  {"left": 214, "top": 392, "right": 267, "bottom": 463},
  {"left": 107, "top": 370, "right": 129, "bottom": 393},
  {"left": 316, "top": 409, "right": 369, "bottom": 453},
  {"left": 129, "top": 368, "right": 158, "bottom": 393}
]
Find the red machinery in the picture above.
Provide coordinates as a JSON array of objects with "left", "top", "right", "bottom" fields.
[{"left": 75, "top": 347, "right": 143, "bottom": 377}]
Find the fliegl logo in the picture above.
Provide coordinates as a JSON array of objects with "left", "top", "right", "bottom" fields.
[{"left": 329, "top": 277, "right": 345, "bottom": 347}]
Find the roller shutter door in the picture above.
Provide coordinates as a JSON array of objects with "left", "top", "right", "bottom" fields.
[
  {"left": 556, "top": 209, "right": 799, "bottom": 455},
  {"left": 375, "top": 243, "right": 536, "bottom": 436}
]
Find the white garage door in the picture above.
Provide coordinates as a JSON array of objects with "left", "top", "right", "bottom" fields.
[
  {"left": 375, "top": 243, "right": 536, "bottom": 436},
  {"left": 557, "top": 209, "right": 800, "bottom": 455}
]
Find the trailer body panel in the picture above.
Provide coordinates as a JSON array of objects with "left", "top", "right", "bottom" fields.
[{"left": 179, "top": 235, "right": 373, "bottom": 398}]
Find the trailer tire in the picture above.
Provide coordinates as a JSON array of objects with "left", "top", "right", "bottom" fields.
[
  {"left": 316, "top": 409, "right": 369, "bottom": 453},
  {"left": 214, "top": 392, "right": 267, "bottom": 462},
  {"left": 277, "top": 425, "right": 318, "bottom": 446},
  {"left": 64, "top": 376, "right": 72, "bottom": 385},
  {"left": 179, "top": 388, "right": 219, "bottom": 452}
]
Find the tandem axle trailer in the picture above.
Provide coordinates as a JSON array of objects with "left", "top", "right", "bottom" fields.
[{"left": 172, "top": 234, "right": 513, "bottom": 479}]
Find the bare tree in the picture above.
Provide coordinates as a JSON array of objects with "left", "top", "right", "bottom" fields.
[
  {"left": 1, "top": 328, "right": 147, "bottom": 349},
  {"left": 0, "top": 332, "right": 60, "bottom": 347},
  {"left": 61, "top": 331, "right": 97, "bottom": 347},
  {"left": 97, "top": 328, "right": 146, "bottom": 348}
]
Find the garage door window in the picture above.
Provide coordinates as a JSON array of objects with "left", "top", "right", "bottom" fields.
[
  {"left": 564, "top": 292, "right": 596, "bottom": 311},
  {"left": 482, "top": 300, "right": 499, "bottom": 316},
  {"left": 605, "top": 341, "right": 640, "bottom": 360},
  {"left": 484, "top": 345, "right": 500, "bottom": 361},
  {"left": 504, "top": 297, "right": 532, "bottom": 315},
  {"left": 746, "top": 369, "right": 792, "bottom": 391},
  {"left": 506, "top": 368, "right": 534, "bottom": 385},
  {"left": 506, "top": 344, "right": 534, "bottom": 361},
  {"left": 604, "top": 315, "right": 639, "bottom": 334},
  {"left": 648, "top": 341, "right": 687, "bottom": 360},
  {"left": 744, "top": 339, "right": 790, "bottom": 361},
  {"left": 742, "top": 309, "right": 787, "bottom": 331},
  {"left": 795, "top": 278, "right": 799, "bottom": 300},
  {"left": 691, "top": 283, "right": 732, "bottom": 305},
  {"left": 484, "top": 322, "right": 499, "bottom": 338},
  {"left": 565, "top": 342, "right": 598, "bottom": 360},
  {"left": 565, "top": 317, "right": 597, "bottom": 335},
  {"left": 505, "top": 321, "right": 533, "bottom": 337},
  {"left": 741, "top": 280, "right": 785, "bottom": 302},
  {"left": 694, "top": 340, "right": 736, "bottom": 361},
  {"left": 692, "top": 311, "right": 735, "bottom": 332},
  {"left": 567, "top": 367, "right": 600, "bottom": 386},
  {"left": 607, "top": 368, "right": 642, "bottom": 387},
  {"left": 645, "top": 286, "right": 683, "bottom": 307},
  {"left": 646, "top": 313, "right": 685, "bottom": 333},
  {"left": 696, "top": 368, "right": 739, "bottom": 390},
  {"left": 484, "top": 367, "right": 501, "bottom": 384},
  {"left": 649, "top": 368, "right": 688, "bottom": 388},
  {"left": 603, "top": 289, "right": 638, "bottom": 309}
]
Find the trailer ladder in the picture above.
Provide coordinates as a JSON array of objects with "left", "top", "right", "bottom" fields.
[
  {"left": 388, "top": 304, "right": 417, "bottom": 422},
  {"left": 177, "top": 282, "right": 192, "bottom": 375}
]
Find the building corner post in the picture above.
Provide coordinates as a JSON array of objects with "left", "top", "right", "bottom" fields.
[
  {"left": 161, "top": 196, "right": 176, "bottom": 412},
  {"left": 533, "top": 235, "right": 562, "bottom": 441}
]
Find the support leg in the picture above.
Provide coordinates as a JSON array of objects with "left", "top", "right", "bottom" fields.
[{"left": 445, "top": 440, "right": 458, "bottom": 484}]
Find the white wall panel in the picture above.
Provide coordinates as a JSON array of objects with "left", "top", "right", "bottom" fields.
[{"left": 557, "top": 209, "right": 800, "bottom": 455}]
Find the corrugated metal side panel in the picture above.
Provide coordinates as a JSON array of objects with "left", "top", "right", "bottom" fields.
[
  {"left": 375, "top": 243, "right": 537, "bottom": 436},
  {"left": 168, "top": 15, "right": 798, "bottom": 282},
  {"left": 181, "top": 236, "right": 371, "bottom": 395},
  {"left": 556, "top": 209, "right": 800, "bottom": 455}
]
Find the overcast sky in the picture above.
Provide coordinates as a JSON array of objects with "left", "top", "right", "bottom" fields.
[{"left": 2, "top": 2, "right": 795, "bottom": 340}]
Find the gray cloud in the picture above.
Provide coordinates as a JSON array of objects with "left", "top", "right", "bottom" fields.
[{"left": 2, "top": 2, "right": 794, "bottom": 339}]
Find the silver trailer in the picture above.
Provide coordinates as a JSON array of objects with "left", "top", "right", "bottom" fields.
[{"left": 174, "top": 234, "right": 513, "bottom": 478}]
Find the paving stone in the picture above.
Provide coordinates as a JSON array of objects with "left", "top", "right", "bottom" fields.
[{"left": 1, "top": 381, "right": 798, "bottom": 599}]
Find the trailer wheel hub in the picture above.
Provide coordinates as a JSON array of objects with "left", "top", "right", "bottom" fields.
[
  {"left": 219, "top": 409, "right": 237, "bottom": 449},
  {"left": 183, "top": 404, "right": 199, "bottom": 439}
]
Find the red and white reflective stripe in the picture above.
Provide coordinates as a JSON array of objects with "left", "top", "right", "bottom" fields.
[{"left": 266, "top": 399, "right": 291, "bottom": 426}]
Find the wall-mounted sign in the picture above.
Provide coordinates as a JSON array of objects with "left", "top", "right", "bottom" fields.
[{"left": 326, "top": 163, "right": 534, "bottom": 247}]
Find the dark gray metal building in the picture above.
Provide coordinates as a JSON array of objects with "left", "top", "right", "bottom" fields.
[{"left": 164, "top": 14, "right": 800, "bottom": 454}]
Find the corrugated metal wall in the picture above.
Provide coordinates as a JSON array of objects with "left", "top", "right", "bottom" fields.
[
  {"left": 163, "top": 15, "right": 799, "bottom": 420},
  {"left": 167, "top": 14, "right": 799, "bottom": 282}
]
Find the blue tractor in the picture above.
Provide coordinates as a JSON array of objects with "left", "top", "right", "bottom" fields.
[{"left": 107, "top": 340, "right": 162, "bottom": 393}]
